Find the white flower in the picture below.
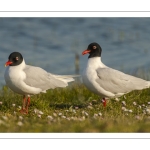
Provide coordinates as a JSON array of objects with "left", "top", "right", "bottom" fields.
[
  {"left": 12, "top": 103, "right": 16, "bottom": 107},
  {"left": 0, "top": 101, "right": 3, "bottom": 105},
  {"left": 19, "top": 116, "right": 23, "bottom": 120},
  {"left": 122, "top": 107, "right": 128, "bottom": 111},
  {"left": 98, "top": 112, "right": 102, "bottom": 116},
  {"left": 61, "top": 116, "right": 66, "bottom": 119},
  {"left": 38, "top": 111, "right": 44, "bottom": 115},
  {"left": 94, "top": 113, "right": 98, "bottom": 118},
  {"left": 133, "top": 102, "right": 137, "bottom": 106},
  {"left": 37, "top": 114, "right": 41, "bottom": 118},
  {"left": 18, "top": 106, "right": 22, "bottom": 109},
  {"left": 148, "top": 102, "right": 150, "bottom": 105},
  {"left": 84, "top": 112, "right": 89, "bottom": 116},
  {"left": 115, "top": 98, "right": 119, "bottom": 102},
  {"left": 75, "top": 107, "right": 79, "bottom": 110},
  {"left": 146, "top": 108, "right": 150, "bottom": 114},
  {"left": 58, "top": 113, "right": 62, "bottom": 116},
  {"left": 17, "top": 121, "right": 23, "bottom": 126},
  {"left": 47, "top": 116, "right": 53, "bottom": 120},
  {"left": 53, "top": 113, "right": 57, "bottom": 117},
  {"left": 135, "top": 116, "right": 141, "bottom": 120},
  {"left": 2, "top": 116, "right": 8, "bottom": 121},
  {"left": 128, "top": 109, "right": 133, "bottom": 113},
  {"left": 122, "top": 101, "right": 126, "bottom": 106},
  {"left": 87, "top": 105, "right": 93, "bottom": 109}
]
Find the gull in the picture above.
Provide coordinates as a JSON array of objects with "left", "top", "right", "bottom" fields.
[
  {"left": 82, "top": 42, "right": 150, "bottom": 106},
  {"left": 4, "top": 52, "right": 79, "bottom": 113}
]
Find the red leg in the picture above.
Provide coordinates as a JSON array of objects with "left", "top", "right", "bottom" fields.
[
  {"left": 102, "top": 98, "right": 107, "bottom": 107},
  {"left": 20, "top": 95, "right": 28, "bottom": 114},
  {"left": 25, "top": 97, "right": 30, "bottom": 114}
]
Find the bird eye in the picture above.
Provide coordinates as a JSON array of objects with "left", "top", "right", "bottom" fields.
[
  {"left": 93, "top": 46, "right": 97, "bottom": 49},
  {"left": 16, "top": 57, "right": 19, "bottom": 60}
]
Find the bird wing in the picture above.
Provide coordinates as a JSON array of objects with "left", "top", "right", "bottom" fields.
[
  {"left": 23, "top": 65, "right": 69, "bottom": 91},
  {"left": 96, "top": 67, "right": 149, "bottom": 95}
]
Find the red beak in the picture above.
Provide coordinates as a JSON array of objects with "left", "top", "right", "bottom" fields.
[
  {"left": 82, "top": 50, "right": 91, "bottom": 55},
  {"left": 5, "top": 61, "right": 13, "bottom": 67}
]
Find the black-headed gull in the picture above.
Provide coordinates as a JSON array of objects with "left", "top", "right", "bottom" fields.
[
  {"left": 5, "top": 52, "right": 79, "bottom": 113},
  {"left": 82, "top": 42, "right": 150, "bottom": 106}
]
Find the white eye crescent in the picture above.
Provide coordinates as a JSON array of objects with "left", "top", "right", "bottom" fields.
[
  {"left": 16, "top": 57, "right": 19, "bottom": 60},
  {"left": 93, "top": 46, "right": 97, "bottom": 49}
]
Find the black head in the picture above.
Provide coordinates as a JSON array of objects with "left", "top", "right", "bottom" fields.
[
  {"left": 82, "top": 42, "right": 102, "bottom": 58},
  {"left": 5, "top": 52, "right": 23, "bottom": 67}
]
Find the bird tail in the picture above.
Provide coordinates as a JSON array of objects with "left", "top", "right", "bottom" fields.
[{"left": 54, "top": 74, "right": 80, "bottom": 83}]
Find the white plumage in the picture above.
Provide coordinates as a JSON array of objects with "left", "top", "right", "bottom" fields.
[
  {"left": 82, "top": 42, "right": 150, "bottom": 106},
  {"left": 4, "top": 52, "right": 79, "bottom": 113}
]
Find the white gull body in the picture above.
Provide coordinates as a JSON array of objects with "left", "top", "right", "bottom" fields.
[
  {"left": 4, "top": 51, "right": 79, "bottom": 113},
  {"left": 82, "top": 43, "right": 150, "bottom": 99},
  {"left": 5, "top": 59, "right": 76, "bottom": 96}
]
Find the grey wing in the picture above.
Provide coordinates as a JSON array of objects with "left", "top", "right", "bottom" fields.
[
  {"left": 23, "top": 65, "right": 68, "bottom": 91},
  {"left": 96, "top": 68, "right": 149, "bottom": 94}
]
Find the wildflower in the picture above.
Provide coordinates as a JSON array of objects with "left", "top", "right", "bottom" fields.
[
  {"left": 34, "top": 108, "right": 38, "bottom": 114},
  {"left": 47, "top": 116, "right": 53, "bottom": 120},
  {"left": 37, "top": 114, "right": 41, "bottom": 118},
  {"left": 143, "top": 110, "right": 146, "bottom": 114},
  {"left": 61, "top": 116, "right": 66, "bottom": 119},
  {"left": 82, "top": 116, "right": 85, "bottom": 120},
  {"left": 38, "top": 111, "right": 44, "bottom": 115},
  {"left": 17, "top": 121, "right": 23, "bottom": 126},
  {"left": 12, "top": 103, "right": 16, "bottom": 107},
  {"left": 115, "top": 98, "right": 119, "bottom": 102},
  {"left": 75, "top": 106, "right": 79, "bottom": 110},
  {"left": 94, "top": 113, "right": 98, "bottom": 118},
  {"left": 84, "top": 112, "right": 89, "bottom": 116},
  {"left": 53, "top": 113, "right": 57, "bottom": 117},
  {"left": 98, "top": 112, "right": 102, "bottom": 116},
  {"left": 2, "top": 116, "right": 8, "bottom": 121},
  {"left": 122, "top": 101, "right": 126, "bottom": 106},
  {"left": 82, "top": 110, "right": 85, "bottom": 115},
  {"left": 122, "top": 107, "right": 128, "bottom": 111},
  {"left": 148, "top": 102, "right": 150, "bottom": 105},
  {"left": 0, "top": 101, "right": 3, "bottom": 105},
  {"left": 135, "top": 115, "right": 141, "bottom": 120},
  {"left": 19, "top": 116, "right": 23, "bottom": 120},
  {"left": 87, "top": 105, "right": 93, "bottom": 109},
  {"left": 18, "top": 106, "right": 21, "bottom": 109},
  {"left": 146, "top": 108, "right": 150, "bottom": 114},
  {"left": 128, "top": 109, "right": 133, "bottom": 113},
  {"left": 58, "top": 113, "right": 62, "bottom": 116},
  {"left": 133, "top": 102, "right": 137, "bottom": 106},
  {"left": 72, "top": 109, "right": 76, "bottom": 113}
]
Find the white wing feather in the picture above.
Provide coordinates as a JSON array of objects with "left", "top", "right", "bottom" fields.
[
  {"left": 23, "top": 65, "right": 76, "bottom": 91},
  {"left": 96, "top": 68, "right": 150, "bottom": 95}
]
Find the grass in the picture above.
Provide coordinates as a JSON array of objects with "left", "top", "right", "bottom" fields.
[{"left": 0, "top": 82, "right": 150, "bottom": 132}]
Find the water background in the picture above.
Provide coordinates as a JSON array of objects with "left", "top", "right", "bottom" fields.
[{"left": 1, "top": 17, "right": 150, "bottom": 87}]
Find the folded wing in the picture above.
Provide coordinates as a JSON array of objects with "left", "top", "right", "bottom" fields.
[
  {"left": 96, "top": 68, "right": 150, "bottom": 95},
  {"left": 23, "top": 65, "right": 76, "bottom": 92}
]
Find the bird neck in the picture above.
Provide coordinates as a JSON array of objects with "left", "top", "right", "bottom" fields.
[{"left": 87, "top": 57, "right": 106, "bottom": 69}]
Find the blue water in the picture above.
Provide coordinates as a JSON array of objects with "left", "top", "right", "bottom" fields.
[{"left": 0, "top": 17, "right": 150, "bottom": 86}]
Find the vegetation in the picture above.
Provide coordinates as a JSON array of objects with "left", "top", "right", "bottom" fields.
[{"left": 0, "top": 82, "right": 150, "bottom": 132}]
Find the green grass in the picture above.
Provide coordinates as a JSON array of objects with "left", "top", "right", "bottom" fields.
[{"left": 0, "top": 82, "right": 150, "bottom": 132}]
